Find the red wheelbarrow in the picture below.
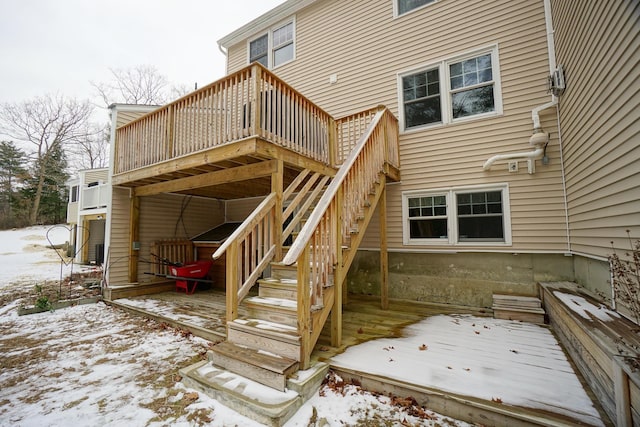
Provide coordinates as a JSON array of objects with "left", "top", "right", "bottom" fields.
[{"left": 168, "top": 260, "right": 213, "bottom": 294}]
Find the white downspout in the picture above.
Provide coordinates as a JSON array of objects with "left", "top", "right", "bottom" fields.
[
  {"left": 483, "top": 147, "right": 544, "bottom": 171},
  {"left": 483, "top": 0, "right": 558, "bottom": 173},
  {"left": 218, "top": 43, "right": 229, "bottom": 75}
]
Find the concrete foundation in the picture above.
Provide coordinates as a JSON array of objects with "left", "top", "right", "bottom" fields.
[{"left": 346, "top": 251, "right": 575, "bottom": 308}]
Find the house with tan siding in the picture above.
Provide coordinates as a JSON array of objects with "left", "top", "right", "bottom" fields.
[
  {"left": 103, "top": 0, "right": 638, "bottom": 423},
  {"left": 66, "top": 168, "right": 109, "bottom": 264}
]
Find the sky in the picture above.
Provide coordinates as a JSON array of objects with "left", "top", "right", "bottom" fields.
[{"left": 0, "top": 0, "right": 286, "bottom": 120}]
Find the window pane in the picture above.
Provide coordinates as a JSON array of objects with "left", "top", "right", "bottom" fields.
[
  {"left": 449, "top": 62, "right": 462, "bottom": 77},
  {"left": 477, "top": 54, "right": 492, "bottom": 70},
  {"left": 398, "top": 0, "right": 435, "bottom": 15},
  {"left": 274, "top": 43, "right": 293, "bottom": 66},
  {"left": 462, "top": 58, "right": 477, "bottom": 73},
  {"left": 456, "top": 191, "right": 504, "bottom": 241},
  {"left": 403, "top": 68, "right": 441, "bottom": 128},
  {"left": 479, "top": 68, "right": 493, "bottom": 83},
  {"left": 451, "top": 85, "right": 495, "bottom": 118},
  {"left": 273, "top": 23, "right": 293, "bottom": 47},
  {"left": 458, "top": 216, "right": 504, "bottom": 241},
  {"left": 463, "top": 72, "right": 478, "bottom": 86},
  {"left": 250, "top": 35, "right": 268, "bottom": 64},
  {"left": 410, "top": 218, "right": 448, "bottom": 239},
  {"left": 405, "top": 97, "right": 442, "bottom": 127}
]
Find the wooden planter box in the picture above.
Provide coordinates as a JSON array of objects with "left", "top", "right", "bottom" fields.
[{"left": 541, "top": 281, "right": 640, "bottom": 426}]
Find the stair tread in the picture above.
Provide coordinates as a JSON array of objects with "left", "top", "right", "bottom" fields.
[
  {"left": 493, "top": 306, "right": 546, "bottom": 314},
  {"left": 260, "top": 277, "right": 298, "bottom": 285},
  {"left": 211, "top": 341, "right": 298, "bottom": 375},
  {"left": 245, "top": 296, "right": 298, "bottom": 312},
  {"left": 231, "top": 318, "right": 301, "bottom": 342}
]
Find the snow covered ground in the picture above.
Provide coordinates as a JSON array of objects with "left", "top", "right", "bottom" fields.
[
  {"left": 0, "top": 225, "right": 473, "bottom": 426},
  {"left": 0, "top": 225, "right": 74, "bottom": 285}
]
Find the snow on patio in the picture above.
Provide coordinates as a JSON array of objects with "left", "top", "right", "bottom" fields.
[
  {"left": 0, "top": 225, "right": 474, "bottom": 426},
  {"left": 331, "top": 314, "right": 605, "bottom": 426}
]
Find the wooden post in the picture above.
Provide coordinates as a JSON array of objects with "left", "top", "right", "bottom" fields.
[
  {"left": 226, "top": 240, "right": 239, "bottom": 322},
  {"left": 379, "top": 178, "right": 389, "bottom": 310},
  {"left": 328, "top": 116, "right": 338, "bottom": 167},
  {"left": 297, "top": 246, "right": 311, "bottom": 369},
  {"left": 613, "top": 360, "right": 632, "bottom": 427},
  {"left": 252, "top": 64, "right": 263, "bottom": 137},
  {"left": 128, "top": 195, "right": 140, "bottom": 283},
  {"left": 272, "top": 159, "right": 284, "bottom": 260},
  {"left": 166, "top": 104, "right": 175, "bottom": 161},
  {"left": 332, "top": 189, "right": 344, "bottom": 347}
]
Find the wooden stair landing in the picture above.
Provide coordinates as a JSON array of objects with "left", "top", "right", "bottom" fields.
[
  {"left": 492, "top": 294, "right": 546, "bottom": 324},
  {"left": 209, "top": 340, "right": 299, "bottom": 392}
]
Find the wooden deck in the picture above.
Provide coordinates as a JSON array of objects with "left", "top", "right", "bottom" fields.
[
  {"left": 109, "top": 288, "right": 611, "bottom": 426},
  {"left": 110, "top": 290, "right": 488, "bottom": 361}
]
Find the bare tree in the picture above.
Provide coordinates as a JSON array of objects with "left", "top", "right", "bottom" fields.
[
  {"left": 69, "top": 122, "right": 109, "bottom": 170},
  {"left": 0, "top": 95, "right": 93, "bottom": 225},
  {"left": 91, "top": 65, "right": 169, "bottom": 106}
]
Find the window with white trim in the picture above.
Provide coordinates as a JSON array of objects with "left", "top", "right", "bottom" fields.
[
  {"left": 249, "top": 34, "right": 268, "bottom": 67},
  {"left": 403, "top": 185, "right": 511, "bottom": 245},
  {"left": 70, "top": 185, "right": 79, "bottom": 203},
  {"left": 248, "top": 20, "right": 295, "bottom": 69},
  {"left": 396, "top": 0, "right": 436, "bottom": 16},
  {"left": 399, "top": 47, "right": 501, "bottom": 131}
]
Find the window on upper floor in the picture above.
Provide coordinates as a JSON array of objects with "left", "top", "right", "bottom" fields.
[
  {"left": 396, "top": 0, "right": 436, "bottom": 16},
  {"left": 70, "top": 185, "right": 79, "bottom": 203},
  {"left": 248, "top": 20, "right": 295, "bottom": 69},
  {"left": 399, "top": 46, "right": 502, "bottom": 131},
  {"left": 249, "top": 34, "right": 269, "bottom": 67},
  {"left": 403, "top": 184, "right": 511, "bottom": 246}
]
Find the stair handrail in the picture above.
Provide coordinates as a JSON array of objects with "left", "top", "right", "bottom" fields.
[
  {"left": 282, "top": 107, "right": 390, "bottom": 266},
  {"left": 211, "top": 192, "right": 276, "bottom": 261}
]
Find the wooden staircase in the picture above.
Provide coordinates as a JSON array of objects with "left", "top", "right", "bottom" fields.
[{"left": 185, "top": 107, "right": 400, "bottom": 409}]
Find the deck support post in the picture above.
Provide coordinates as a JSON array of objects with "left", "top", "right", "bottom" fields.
[
  {"left": 128, "top": 195, "right": 140, "bottom": 283},
  {"left": 331, "top": 186, "right": 344, "bottom": 347},
  {"left": 297, "top": 246, "right": 311, "bottom": 369},
  {"left": 379, "top": 179, "right": 389, "bottom": 310},
  {"left": 226, "top": 241, "right": 239, "bottom": 322},
  {"left": 272, "top": 159, "right": 284, "bottom": 261}
]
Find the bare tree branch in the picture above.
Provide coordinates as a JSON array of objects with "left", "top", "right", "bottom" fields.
[
  {"left": 90, "top": 65, "right": 169, "bottom": 106},
  {"left": 0, "top": 95, "right": 94, "bottom": 224}
]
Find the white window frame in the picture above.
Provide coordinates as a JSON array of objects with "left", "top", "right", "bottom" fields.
[
  {"left": 397, "top": 45, "right": 503, "bottom": 133},
  {"left": 393, "top": 0, "right": 437, "bottom": 17},
  {"left": 247, "top": 18, "right": 296, "bottom": 70},
  {"left": 402, "top": 183, "right": 512, "bottom": 246}
]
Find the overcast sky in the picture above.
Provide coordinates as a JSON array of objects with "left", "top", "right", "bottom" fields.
[{"left": 0, "top": 0, "right": 285, "bottom": 120}]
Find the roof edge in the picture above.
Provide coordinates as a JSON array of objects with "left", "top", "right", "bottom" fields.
[{"left": 217, "top": 0, "right": 319, "bottom": 49}]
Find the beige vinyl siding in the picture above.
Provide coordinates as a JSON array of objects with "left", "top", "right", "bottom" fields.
[
  {"left": 228, "top": 0, "right": 568, "bottom": 253},
  {"left": 115, "top": 109, "right": 154, "bottom": 128},
  {"left": 106, "top": 192, "right": 225, "bottom": 285},
  {"left": 552, "top": 0, "right": 640, "bottom": 258},
  {"left": 137, "top": 194, "right": 225, "bottom": 282},
  {"left": 83, "top": 169, "right": 108, "bottom": 184},
  {"left": 107, "top": 187, "right": 131, "bottom": 285},
  {"left": 226, "top": 196, "right": 265, "bottom": 222}
]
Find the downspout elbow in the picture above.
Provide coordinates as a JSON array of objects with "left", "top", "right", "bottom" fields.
[{"left": 483, "top": 147, "right": 544, "bottom": 171}]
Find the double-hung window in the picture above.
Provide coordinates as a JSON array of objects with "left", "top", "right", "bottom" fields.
[
  {"left": 248, "top": 20, "right": 295, "bottom": 69},
  {"left": 399, "top": 46, "right": 501, "bottom": 131},
  {"left": 403, "top": 185, "right": 511, "bottom": 245}
]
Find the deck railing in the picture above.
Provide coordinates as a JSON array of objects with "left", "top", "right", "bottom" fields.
[
  {"left": 81, "top": 182, "right": 110, "bottom": 210},
  {"left": 150, "top": 240, "right": 194, "bottom": 276},
  {"left": 212, "top": 193, "right": 277, "bottom": 321},
  {"left": 281, "top": 106, "right": 399, "bottom": 356},
  {"left": 114, "top": 63, "right": 333, "bottom": 175}
]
